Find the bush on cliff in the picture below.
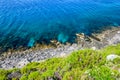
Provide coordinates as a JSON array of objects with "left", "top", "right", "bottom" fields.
[{"left": 0, "top": 44, "right": 120, "bottom": 80}]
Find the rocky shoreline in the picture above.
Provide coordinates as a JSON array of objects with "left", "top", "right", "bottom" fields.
[{"left": 0, "top": 27, "right": 120, "bottom": 70}]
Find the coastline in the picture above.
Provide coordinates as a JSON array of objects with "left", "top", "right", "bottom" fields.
[{"left": 0, "top": 26, "right": 120, "bottom": 69}]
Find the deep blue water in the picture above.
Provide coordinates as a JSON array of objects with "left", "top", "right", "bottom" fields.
[{"left": 0, "top": 0, "right": 120, "bottom": 50}]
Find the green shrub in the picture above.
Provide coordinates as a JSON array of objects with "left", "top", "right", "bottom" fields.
[
  {"left": 37, "top": 58, "right": 63, "bottom": 71},
  {"left": 113, "top": 57, "right": 120, "bottom": 64},
  {"left": 21, "top": 62, "right": 39, "bottom": 74},
  {"left": 63, "top": 68, "right": 83, "bottom": 80},
  {"left": 90, "top": 66, "right": 115, "bottom": 80},
  {"left": 20, "top": 74, "right": 28, "bottom": 80},
  {"left": 65, "top": 49, "right": 105, "bottom": 70},
  {"left": 41, "top": 70, "right": 54, "bottom": 80},
  {"left": 0, "top": 69, "right": 9, "bottom": 80},
  {"left": 0, "top": 44, "right": 120, "bottom": 80},
  {"left": 102, "top": 44, "right": 120, "bottom": 56},
  {"left": 12, "top": 78, "right": 17, "bottom": 80},
  {"left": 28, "top": 71, "right": 41, "bottom": 80}
]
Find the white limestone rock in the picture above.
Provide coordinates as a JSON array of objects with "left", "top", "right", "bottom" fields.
[
  {"left": 91, "top": 46, "right": 96, "bottom": 50},
  {"left": 106, "top": 54, "right": 119, "bottom": 61}
]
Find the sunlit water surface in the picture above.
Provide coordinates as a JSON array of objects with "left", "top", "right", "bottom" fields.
[{"left": 0, "top": 0, "right": 120, "bottom": 50}]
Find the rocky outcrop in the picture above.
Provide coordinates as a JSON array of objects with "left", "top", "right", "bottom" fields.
[{"left": 0, "top": 27, "right": 120, "bottom": 69}]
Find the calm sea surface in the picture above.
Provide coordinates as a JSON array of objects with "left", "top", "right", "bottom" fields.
[{"left": 0, "top": 0, "right": 120, "bottom": 49}]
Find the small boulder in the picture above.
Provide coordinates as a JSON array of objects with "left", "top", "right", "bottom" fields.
[
  {"left": 60, "top": 53, "right": 66, "bottom": 57},
  {"left": 117, "top": 31, "right": 120, "bottom": 33},
  {"left": 54, "top": 72, "right": 62, "bottom": 80},
  {"left": 91, "top": 46, "right": 96, "bottom": 50},
  {"left": 106, "top": 54, "right": 119, "bottom": 61},
  {"left": 8, "top": 71, "right": 21, "bottom": 79}
]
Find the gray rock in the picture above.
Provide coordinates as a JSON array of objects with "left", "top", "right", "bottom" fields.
[
  {"left": 8, "top": 71, "right": 21, "bottom": 79},
  {"left": 16, "top": 59, "right": 30, "bottom": 68},
  {"left": 108, "top": 34, "right": 120, "bottom": 44},
  {"left": 1, "top": 27, "right": 120, "bottom": 69}
]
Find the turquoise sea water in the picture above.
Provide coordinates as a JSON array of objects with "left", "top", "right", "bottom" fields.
[{"left": 0, "top": 0, "right": 120, "bottom": 50}]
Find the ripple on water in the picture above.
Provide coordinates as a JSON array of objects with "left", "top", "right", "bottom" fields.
[{"left": 0, "top": 0, "right": 120, "bottom": 50}]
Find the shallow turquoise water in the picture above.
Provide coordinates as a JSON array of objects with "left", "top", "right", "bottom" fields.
[{"left": 0, "top": 0, "right": 120, "bottom": 50}]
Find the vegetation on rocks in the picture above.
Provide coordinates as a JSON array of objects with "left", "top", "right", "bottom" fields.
[{"left": 0, "top": 44, "right": 120, "bottom": 80}]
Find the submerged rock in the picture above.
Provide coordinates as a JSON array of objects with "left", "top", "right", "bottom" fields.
[
  {"left": 1, "top": 27, "right": 120, "bottom": 69},
  {"left": 27, "top": 38, "right": 35, "bottom": 47},
  {"left": 58, "top": 33, "right": 69, "bottom": 43}
]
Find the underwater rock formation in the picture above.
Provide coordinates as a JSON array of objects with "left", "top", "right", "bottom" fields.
[{"left": 0, "top": 0, "right": 120, "bottom": 50}]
